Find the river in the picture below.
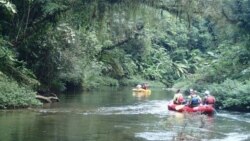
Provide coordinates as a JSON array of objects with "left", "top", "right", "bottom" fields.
[{"left": 0, "top": 87, "right": 249, "bottom": 141}]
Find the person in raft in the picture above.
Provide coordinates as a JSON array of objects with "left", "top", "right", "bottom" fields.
[
  {"left": 136, "top": 84, "right": 142, "bottom": 89},
  {"left": 203, "top": 90, "right": 216, "bottom": 107},
  {"left": 187, "top": 89, "right": 202, "bottom": 107},
  {"left": 173, "top": 89, "right": 185, "bottom": 105},
  {"left": 141, "top": 83, "right": 149, "bottom": 90}
]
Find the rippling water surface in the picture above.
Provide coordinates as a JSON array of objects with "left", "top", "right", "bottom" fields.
[{"left": 0, "top": 87, "right": 249, "bottom": 141}]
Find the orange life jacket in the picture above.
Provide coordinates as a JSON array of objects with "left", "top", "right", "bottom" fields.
[
  {"left": 177, "top": 95, "right": 184, "bottom": 104},
  {"left": 205, "top": 96, "right": 215, "bottom": 104}
]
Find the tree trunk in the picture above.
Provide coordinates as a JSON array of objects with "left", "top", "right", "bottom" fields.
[{"left": 36, "top": 94, "right": 59, "bottom": 103}]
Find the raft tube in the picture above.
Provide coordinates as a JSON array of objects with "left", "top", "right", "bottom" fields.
[
  {"left": 168, "top": 101, "right": 215, "bottom": 115},
  {"left": 132, "top": 88, "right": 151, "bottom": 94}
]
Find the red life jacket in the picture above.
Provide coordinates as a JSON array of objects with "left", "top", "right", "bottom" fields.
[
  {"left": 205, "top": 96, "right": 215, "bottom": 104},
  {"left": 177, "top": 95, "right": 184, "bottom": 103}
]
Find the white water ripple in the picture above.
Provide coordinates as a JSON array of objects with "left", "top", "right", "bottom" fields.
[
  {"left": 135, "top": 131, "right": 175, "bottom": 141},
  {"left": 217, "top": 113, "right": 250, "bottom": 123},
  {"left": 135, "top": 132, "right": 250, "bottom": 141},
  {"left": 82, "top": 100, "right": 169, "bottom": 116},
  {"left": 208, "top": 132, "right": 250, "bottom": 141}
]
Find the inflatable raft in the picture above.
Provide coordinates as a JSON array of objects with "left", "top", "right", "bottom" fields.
[
  {"left": 132, "top": 88, "right": 151, "bottom": 97},
  {"left": 168, "top": 101, "right": 215, "bottom": 115},
  {"left": 132, "top": 88, "right": 151, "bottom": 94}
]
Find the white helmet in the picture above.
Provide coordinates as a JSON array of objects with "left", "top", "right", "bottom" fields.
[{"left": 204, "top": 90, "right": 210, "bottom": 95}]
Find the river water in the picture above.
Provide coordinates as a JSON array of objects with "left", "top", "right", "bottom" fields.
[{"left": 0, "top": 87, "right": 249, "bottom": 141}]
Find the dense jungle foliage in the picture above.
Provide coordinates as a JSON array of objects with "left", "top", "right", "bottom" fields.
[{"left": 0, "top": 0, "right": 249, "bottom": 111}]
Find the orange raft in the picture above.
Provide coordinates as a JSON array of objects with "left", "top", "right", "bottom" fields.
[{"left": 168, "top": 101, "right": 215, "bottom": 115}]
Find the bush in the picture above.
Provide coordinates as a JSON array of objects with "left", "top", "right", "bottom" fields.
[
  {"left": 96, "top": 76, "right": 119, "bottom": 87},
  {"left": 119, "top": 77, "right": 165, "bottom": 90},
  {"left": 208, "top": 79, "right": 250, "bottom": 111},
  {"left": 0, "top": 74, "right": 41, "bottom": 109}
]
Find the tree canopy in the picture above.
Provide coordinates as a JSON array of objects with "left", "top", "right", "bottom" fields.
[{"left": 0, "top": 0, "right": 250, "bottom": 111}]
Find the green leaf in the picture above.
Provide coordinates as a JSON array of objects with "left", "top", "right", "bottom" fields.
[{"left": 0, "top": 1, "right": 17, "bottom": 14}]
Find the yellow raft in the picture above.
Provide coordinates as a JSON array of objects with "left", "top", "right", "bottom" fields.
[
  {"left": 132, "top": 88, "right": 151, "bottom": 97},
  {"left": 132, "top": 88, "right": 151, "bottom": 93}
]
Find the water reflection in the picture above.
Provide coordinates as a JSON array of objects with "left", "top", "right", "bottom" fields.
[{"left": 132, "top": 92, "right": 151, "bottom": 100}]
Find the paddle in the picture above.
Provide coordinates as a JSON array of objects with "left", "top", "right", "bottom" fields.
[{"left": 175, "top": 105, "right": 185, "bottom": 110}]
